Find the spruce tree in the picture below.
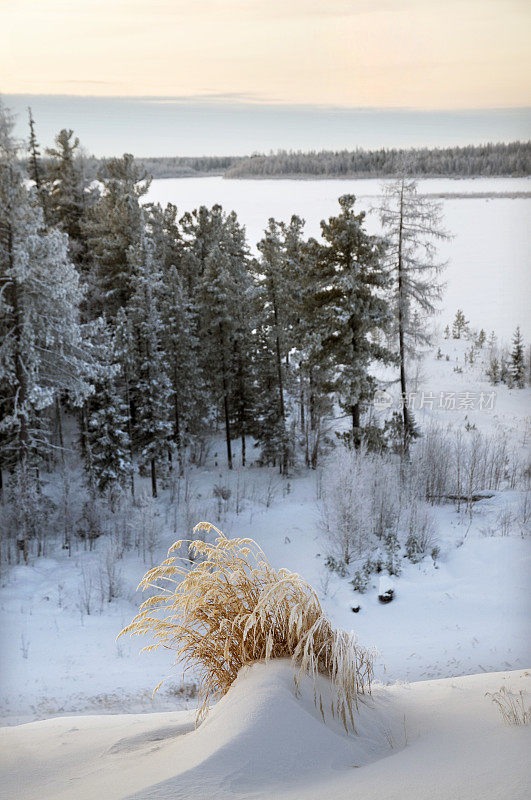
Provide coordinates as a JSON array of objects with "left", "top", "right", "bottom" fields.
[
  {"left": 313, "top": 195, "right": 394, "bottom": 441},
  {"left": 1, "top": 101, "right": 95, "bottom": 548},
  {"left": 85, "top": 320, "right": 133, "bottom": 494},
  {"left": 85, "top": 154, "right": 150, "bottom": 317}
]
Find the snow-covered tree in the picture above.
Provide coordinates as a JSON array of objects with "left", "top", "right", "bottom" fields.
[
  {"left": 85, "top": 320, "right": 133, "bottom": 494},
  {"left": 254, "top": 217, "right": 301, "bottom": 472},
  {"left": 313, "top": 195, "right": 394, "bottom": 441},
  {"left": 27, "top": 107, "right": 48, "bottom": 225},
  {"left": 510, "top": 326, "right": 525, "bottom": 388},
  {"left": 0, "top": 102, "right": 95, "bottom": 473},
  {"left": 44, "top": 128, "right": 96, "bottom": 266},
  {"left": 127, "top": 233, "right": 172, "bottom": 497},
  {"left": 160, "top": 266, "right": 205, "bottom": 472},
  {"left": 85, "top": 154, "right": 150, "bottom": 317}
]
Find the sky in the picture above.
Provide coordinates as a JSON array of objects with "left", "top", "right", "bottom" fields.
[{"left": 1, "top": 0, "right": 530, "bottom": 155}]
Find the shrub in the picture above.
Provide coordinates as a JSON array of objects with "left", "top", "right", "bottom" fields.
[
  {"left": 404, "top": 502, "right": 438, "bottom": 563},
  {"left": 119, "top": 522, "right": 374, "bottom": 731}
]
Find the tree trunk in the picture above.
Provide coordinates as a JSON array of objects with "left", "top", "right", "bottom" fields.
[
  {"left": 173, "top": 378, "right": 184, "bottom": 476},
  {"left": 150, "top": 458, "right": 157, "bottom": 498},
  {"left": 272, "top": 295, "right": 287, "bottom": 474},
  {"left": 123, "top": 366, "right": 135, "bottom": 497},
  {"left": 352, "top": 403, "right": 360, "bottom": 431},
  {"left": 299, "top": 361, "right": 305, "bottom": 431},
  {"left": 397, "top": 180, "right": 411, "bottom": 457},
  {"left": 55, "top": 396, "right": 65, "bottom": 464},
  {"left": 219, "top": 324, "right": 233, "bottom": 470}
]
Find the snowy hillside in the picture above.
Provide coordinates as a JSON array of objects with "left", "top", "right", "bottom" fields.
[
  {"left": 1, "top": 334, "right": 529, "bottom": 724},
  {"left": 1, "top": 662, "right": 529, "bottom": 800}
]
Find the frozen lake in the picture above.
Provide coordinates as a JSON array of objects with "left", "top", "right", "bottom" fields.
[{"left": 146, "top": 177, "right": 531, "bottom": 341}]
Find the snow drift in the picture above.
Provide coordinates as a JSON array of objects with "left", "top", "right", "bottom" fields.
[{"left": 1, "top": 662, "right": 529, "bottom": 800}]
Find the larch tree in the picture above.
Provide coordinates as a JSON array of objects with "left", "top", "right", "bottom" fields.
[
  {"left": 379, "top": 177, "right": 448, "bottom": 454},
  {"left": 27, "top": 108, "right": 48, "bottom": 225}
]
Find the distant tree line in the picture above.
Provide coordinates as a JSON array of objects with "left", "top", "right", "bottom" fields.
[
  {"left": 23, "top": 142, "right": 531, "bottom": 180},
  {"left": 224, "top": 142, "right": 531, "bottom": 179}
]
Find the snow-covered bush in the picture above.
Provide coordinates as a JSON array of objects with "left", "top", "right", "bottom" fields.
[
  {"left": 120, "top": 523, "right": 374, "bottom": 730},
  {"left": 404, "top": 500, "right": 438, "bottom": 563},
  {"left": 320, "top": 445, "right": 402, "bottom": 567}
]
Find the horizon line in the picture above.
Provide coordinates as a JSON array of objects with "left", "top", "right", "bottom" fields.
[{"left": 3, "top": 94, "right": 531, "bottom": 115}]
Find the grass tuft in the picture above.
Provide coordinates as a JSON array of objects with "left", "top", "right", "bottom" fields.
[
  {"left": 486, "top": 685, "right": 530, "bottom": 726},
  {"left": 119, "top": 522, "right": 374, "bottom": 729}
]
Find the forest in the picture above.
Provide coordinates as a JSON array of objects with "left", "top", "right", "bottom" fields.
[
  {"left": 224, "top": 141, "right": 531, "bottom": 178},
  {"left": 1, "top": 102, "right": 528, "bottom": 572},
  {"left": 24, "top": 141, "right": 531, "bottom": 180}
]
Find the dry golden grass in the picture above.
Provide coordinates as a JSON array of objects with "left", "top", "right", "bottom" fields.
[
  {"left": 486, "top": 685, "right": 530, "bottom": 726},
  {"left": 119, "top": 522, "right": 374, "bottom": 730}
]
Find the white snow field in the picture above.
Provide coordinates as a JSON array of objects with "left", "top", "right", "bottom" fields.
[
  {"left": 1, "top": 661, "right": 529, "bottom": 800},
  {"left": 146, "top": 176, "right": 531, "bottom": 340},
  {"left": 1, "top": 179, "right": 530, "bottom": 798}
]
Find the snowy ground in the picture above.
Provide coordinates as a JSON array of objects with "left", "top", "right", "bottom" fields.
[
  {"left": 1, "top": 336, "right": 529, "bottom": 724},
  {"left": 1, "top": 661, "right": 529, "bottom": 800},
  {"left": 0, "top": 179, "right": 529, "bottom": 796}
]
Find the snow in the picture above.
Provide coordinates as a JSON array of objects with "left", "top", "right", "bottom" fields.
[
  {"left": 146, "top": 176, "right": 531, "bottom": 340},
  {"left": 1, "top": 661, "right": 529, "bottom": 800},
  {"left": 1, "top": 334, "right": 530, "bottom": 724},
  {"left": 0, "top": 178, "right": 529, "bottom": 795}
]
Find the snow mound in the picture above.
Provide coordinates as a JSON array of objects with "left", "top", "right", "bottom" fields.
[{"left": 1, "top": 664, "right": 530, "bottom": 800}]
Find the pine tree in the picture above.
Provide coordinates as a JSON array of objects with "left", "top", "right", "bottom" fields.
[
  {"left": 44, "top": 128, "right": 95, "bottom": 266},
  {"left": 294, "top": 235, "right": 335, "bottom": 468},
  {"left": 510, "top": 326, "right": 525, "bottom": 388},
  {"left": 198, "top": 241, "right": 238, "bottom": 470},
  {"left": 379, "top": 177, "right": 448, "bottom": 454},
  {"left": 313, "top": 195, "right": 394, "bottom": 442},
  {"left": 160, "top": 267, "right": 205, "bottom": 472},
  {"left": 254, "top": 218, "right": 298, "bottom": 472},
  {"left": 224, "top": 211, "right": 255, "bottom": 468},
  {"left": 127, "top": 234, "right": 172, "bottom": 497}
]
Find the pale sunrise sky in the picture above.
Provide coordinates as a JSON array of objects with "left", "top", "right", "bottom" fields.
[{"left": 2, "top": 0, "right": 531, "bottom": 108}]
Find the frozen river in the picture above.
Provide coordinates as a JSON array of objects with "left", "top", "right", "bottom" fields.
[{"left": 147, "top": 177, "right": 531, "bottom": 341}]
